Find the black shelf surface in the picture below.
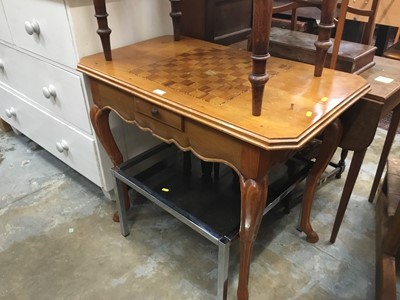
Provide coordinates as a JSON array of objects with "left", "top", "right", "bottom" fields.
[{"left": 117, "top": 144, "right": 314, "bottom": 243}]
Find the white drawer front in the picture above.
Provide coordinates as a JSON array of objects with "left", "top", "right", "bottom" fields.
[
  {"left": 0, "top": 86, "right": 102, "bottom": 187},
  {"left": 2, "top": 0, "right": 77, "bottom": 68},
  {"left": 0, "top": 1, "right": 13, "bottom": 43},
  {"left": 0, "top": 42, "right": 91, "bottom": 134}
]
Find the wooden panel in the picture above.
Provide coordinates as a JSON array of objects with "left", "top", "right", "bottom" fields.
[
  {"left": 181, "top": 0, "right": 252, "bottom": 44},
  {"left": 214, "top": 0, "right": 252, "bottom": 40},
  {"left": 347, "top": 0, "right": 400, "bottom": 28},
  {"left": 181, "top": 0, "right": 207, "bottom": 40}
]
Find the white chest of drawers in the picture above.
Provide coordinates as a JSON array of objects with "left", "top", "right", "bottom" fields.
[{"left": 0, "top": 0, "right": 172, "bottom": 192}]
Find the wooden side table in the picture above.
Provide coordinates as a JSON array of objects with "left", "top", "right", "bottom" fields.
[{"left": 330, "top": 56, "right": 400, "bottom": 243}]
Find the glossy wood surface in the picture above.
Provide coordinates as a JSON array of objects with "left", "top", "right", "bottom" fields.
[
  {"left": 79, "top": 36, "right": 369, "bottom": 299},
  {"left": 91, "top": 0, "right": 355, "bottom": 116},
  {"left": 79, "top": 36, "right": 369, "bottom": 149}
]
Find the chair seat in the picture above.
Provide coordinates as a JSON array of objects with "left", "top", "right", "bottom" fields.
[{"left": 268, "top": 27, "right": 376, "bottom": 73}]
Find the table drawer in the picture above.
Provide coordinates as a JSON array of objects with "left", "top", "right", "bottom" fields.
[
  {"left": 0, "top": 85, "right": 102, "bottom": 186},
  {"left": 134, "top": 97, "right": 183, "bottom": 131},
  {"left": 0, "top": 42, "right": 91, "bottom": 134},
  {"left": 2, "top": 0, "right": 77, "bottom": 68},
  {"left": 0, "top": 2, "right": 12, "bottom": 44}
]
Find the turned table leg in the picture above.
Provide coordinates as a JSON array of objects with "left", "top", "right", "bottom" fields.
[
  {"left": 169, "top": 0, "right": 182, "bottom": 41},
  {"left": 93, "top": 0, "right": 112, "bottom": 61},
  {"left": 314, "top": 0, "right": 337, "bottom": 77},
  {"left": 248, "top": 0, "right": 272, "bottom": 116},
  {"left": 298, "top": 119, "right": 343, "bottom": 243},
  {"left": 237, "top": 175, "right": 269, "bottom": 300}
]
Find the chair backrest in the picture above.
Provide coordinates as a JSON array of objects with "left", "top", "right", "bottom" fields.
[{"left": 330, "top": 0, "right": 380, "bottom": 69}]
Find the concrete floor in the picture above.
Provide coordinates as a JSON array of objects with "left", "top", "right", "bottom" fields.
[{"left": 0, "top": 127, "right": 399, "bottom": 300}]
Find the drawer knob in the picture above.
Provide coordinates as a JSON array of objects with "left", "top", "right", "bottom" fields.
[
  {"left": 151, "top": 107, "right": 159, "bottom": 116},
  {"left": 42, "top": 85, "right": 57, "bottom": 99},
  {"left": 0, "top": 60, "right": 4, "bottom": 71},
  {"left": 5, "top": 107, "right": 16, "bottom": 118},
  {"left": 56, "top": 140, "right": 69, "bottom": 153},
  {"left": 24, "top": 20, "right": 40, "bottom": 35}
]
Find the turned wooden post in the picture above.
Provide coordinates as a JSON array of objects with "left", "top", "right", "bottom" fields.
[
  {"left": 93, "top": 0, "right": 112, "bottom": 61},
  {"left": 314, "top": 0, "right": 337, "bottom": 76},
  {"left": 169, "top": 0, "right": 182, "bottom": 41},
  {"left": 248, "top": 0, "right": 272, "bottom": 116}
]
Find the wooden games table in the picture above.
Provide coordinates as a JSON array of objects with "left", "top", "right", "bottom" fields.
[{"left": 78, "top": 35, "right": 369, "bottom": 299}]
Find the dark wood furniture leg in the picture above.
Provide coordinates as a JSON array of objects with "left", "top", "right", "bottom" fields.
[
  {"left": 248, "top": 0, "right": 272, "bottom": 116},
  {"left": 314, "top": 0, "right": 337, "bottom": 76},
  {"left": 298, "top": 119, "right": 343, "bottom": 243},
  {"left": 90, "top": 104, "right": 129, "bottom": 222},
  {"left": 93, "top": 0, "right": 112, "bottom": 61},
  {"left": 336, "top": 149, "right": 349, "bottom": 179},
  {"left": 368, "top": 105, "right": 400, "bottom": 203},
  {"left": 375, "top": 25, "right": 391, "bottom": 56},
  {"left": 169, "top": 0, "right": 182, "bottom": 41},
  {"left": 238, "top": 175, "right": 268, "bottom": 300},
  {"left": 330, "top": 148, "right": 367, "bottom": 243},
  {"left": 236, "top": 145, "right": 292, "bottom": 300}
]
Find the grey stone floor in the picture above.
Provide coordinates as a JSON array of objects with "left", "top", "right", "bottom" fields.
[{"left": 0, "top": 127, "right": 399, "bottom": 300}]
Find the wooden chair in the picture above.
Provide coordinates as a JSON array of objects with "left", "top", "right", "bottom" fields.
[
  {"left": 270, "top": 0, "right": 380, "bottom": 70},
  {"left": 376, "top": 158, "right": 400, "bottom": 300},
  {"left": 330, "top": 0, "right": 380, "bottom": 69}
]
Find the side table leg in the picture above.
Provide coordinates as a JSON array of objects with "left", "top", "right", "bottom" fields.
[
  {"left": 368, "top": 106, "right": 400, "bottom": 203},
  {"left": 93, "top": 0, "right": 112, "bottom": 61},
  {"left": 330, "top": 148, "right": 367, "bottom": 243},
  {"left": 298, "top": 119, "right": 343, "bottom": 243},
  {"left": 237, "top": 176, "right": 268, "bottom": 300}
]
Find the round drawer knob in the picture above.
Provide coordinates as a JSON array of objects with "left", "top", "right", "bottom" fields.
[
  {"left": 151, "top": 107, "right": 159, "bottom": 116},
  {"left": 24, "top": 20, "right": 40, "bottom": 35},
  {"left": 42, "top": 85, "right": 57, "bottom": 99},
  {"left": 56, "top": 140, "right": 69, "bottom": 153},
  {"left": 0, "top": 60, "right": 4, "bottom": 71},
  {"left": 5, "top": 107, "right": 16, "bottom": 118}
]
